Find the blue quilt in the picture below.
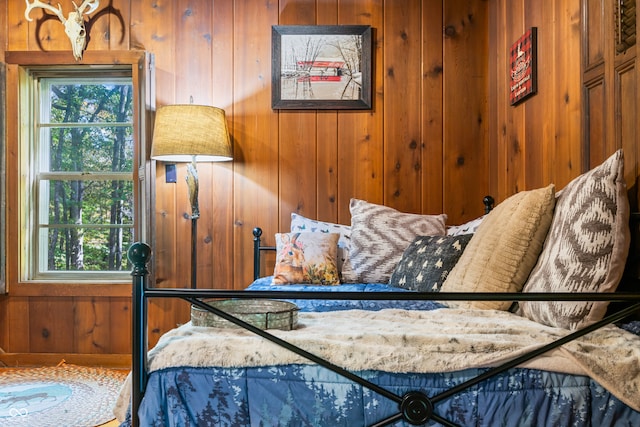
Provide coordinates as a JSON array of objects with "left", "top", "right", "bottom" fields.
[
  {"left": 119, "top": 280, "right": 640, "bottom": 426},
  {"left": 121, "top": 364, "right": 640, "bottom": 426}
]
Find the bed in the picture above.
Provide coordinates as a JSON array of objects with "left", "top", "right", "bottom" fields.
[{"left": 116, "top": 150, "right": 640, "bottom": 426}]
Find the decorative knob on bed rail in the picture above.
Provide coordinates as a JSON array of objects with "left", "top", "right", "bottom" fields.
[
  {"left": 128, "top": 242, "right": 151, "bottom": 276},
  {"left": 483, "top": 195, "right": 495, "bottom": 214},
  {"left": 400, "top": 391, "right": 434, "bottom": 425}
]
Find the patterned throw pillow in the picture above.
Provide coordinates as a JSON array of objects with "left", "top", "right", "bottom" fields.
[
  {"left": 389, "top": 234, "right": 473, "bottom": 292},
  {"left": 447, "top": 216, "right": 485, "bottom": 236},
  {"left": 518, "top": 150, "right": 630, "bottom": 330},
  {"left": 290, "top": 213, "right": 351, "bottom": 274},
  {"left": 440, "top": 184, "right": 556, "bottom": 311},
  {"left": 341, "top": 199, "right": 447, "bottom": 283},
  {"left": 273, "top": 232, "right": 341, "bottom": 285}
]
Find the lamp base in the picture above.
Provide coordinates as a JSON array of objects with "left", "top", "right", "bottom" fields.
[{"left": 187, "top": 157, "right": 199, "bottom": 289}]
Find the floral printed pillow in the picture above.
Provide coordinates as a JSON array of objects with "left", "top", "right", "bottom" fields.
[{"left": 273, "top": 232, "right": 341, "bottom": 285}]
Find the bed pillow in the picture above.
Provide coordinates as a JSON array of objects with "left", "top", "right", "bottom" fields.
[
  {"left": 273, "top": 232, "right": 341, "bottom": 285},
  {"left": 517, "top": 150, "right": 630, "bottom": 330},
  {"left": 290, "top": 213, "right": 351, "bottom": 274},
  {"left": 447, "top": 216, "right": 485, "bottom": 236},
  {"left": 440, "top": 184, "right": 556, "bottom": 311},
  {"left": 389, "top": 234, "right": 473, "bottom": 292},
  {"left": 341, "top": 199, "right": 447, "bottom": 283}
]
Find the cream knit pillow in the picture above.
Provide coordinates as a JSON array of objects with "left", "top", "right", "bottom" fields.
[{"left": 440, "top": 184, "right": 556, "bottom": 310}]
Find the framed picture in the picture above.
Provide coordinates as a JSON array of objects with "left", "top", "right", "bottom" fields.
[
  {"left": 271, "top": 25, "right": 372, "bottom": 110},
  {"left": 510, "top": 27, "right": 537, "bottom": 105}
]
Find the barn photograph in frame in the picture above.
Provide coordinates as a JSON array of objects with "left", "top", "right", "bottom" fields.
[{"left": 271, "top": 25, "right": 372, "bottom": 110}]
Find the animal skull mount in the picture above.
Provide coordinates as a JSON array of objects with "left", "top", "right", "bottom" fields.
[{"left": 24, "top": 0, "right": 100, "bottom": 61}]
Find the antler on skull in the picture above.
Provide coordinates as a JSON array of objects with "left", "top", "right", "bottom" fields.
[{"left": 24, "top": 0, "right": 100, "bottom": 61}]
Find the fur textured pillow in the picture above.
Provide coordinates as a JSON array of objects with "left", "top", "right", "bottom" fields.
[
  {"left": 517, "top": 150, "right": 630, "bottom": 330},
  {"left": 389, "top": 234, "right": 473, "bottom": 292},
  {"left": 273, "top": 232, "right": 340, "bottom": 285},
  {"left": 440, "top": 184, "right": 556, "bottom": 311},
  {"left": 341, "top": 199, "right": 447, "bottom": 283},
  {"left": 290, "top": 213, "right": 351, "bottom": 274}
]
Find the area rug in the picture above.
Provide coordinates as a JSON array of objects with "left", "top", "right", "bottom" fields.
[{"left": 0, "top": 363, "right": 128, "bottom": 427}]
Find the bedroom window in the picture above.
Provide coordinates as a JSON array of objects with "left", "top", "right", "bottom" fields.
[
  {"left": 32, "top": 74, "right": 134, "bottom": 279},
  {"left": 17, "top": 65, "right": 146, "bottom": 282}
]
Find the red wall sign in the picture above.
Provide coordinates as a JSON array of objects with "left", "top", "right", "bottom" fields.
[{"left": 510, "top": 28, "right": 538, "bottom": 105}]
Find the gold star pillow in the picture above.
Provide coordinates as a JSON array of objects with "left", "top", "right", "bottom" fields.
[{"left": 388, "top": 234, "right": 473, "bottom": 292}]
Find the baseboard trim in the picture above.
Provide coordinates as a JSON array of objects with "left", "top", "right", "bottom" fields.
[{"left": 0, "top": 353, "right": 131, "bottom": 369}]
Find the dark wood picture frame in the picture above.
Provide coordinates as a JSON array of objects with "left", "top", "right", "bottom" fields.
[
  {"left": 509, "top": 27, "right": 538, "bottom": 105},
  {"left": 271, "top": 25, "right": 372, "bottom": 110}
]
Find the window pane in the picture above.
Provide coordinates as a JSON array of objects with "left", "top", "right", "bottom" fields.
[
  {"left": 47, "top": 84, "right": 133, "bottom": 124},
  {"left": 42, "top": 179, "right": 134, "bottom": 226},
  {"left": 41, "top": 226, "right": 133, "bottom": 271},
  {"left": 46, "top": 126, "right": 134, "bottom": 173}
]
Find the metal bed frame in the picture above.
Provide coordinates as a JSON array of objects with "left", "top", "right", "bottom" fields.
[{"left": 128, "top": 209, "right": 640, "bottom": 427}]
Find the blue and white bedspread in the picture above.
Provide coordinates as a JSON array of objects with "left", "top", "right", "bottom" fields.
[
  {"left": 119, "top": 364, "right": 639, "bottom": 427},
  {"left": 245, "top": 276, "right": 445, "bottom": 312},
  {"left": 116, "top": 281, "right": 640, "bottom": 426}
]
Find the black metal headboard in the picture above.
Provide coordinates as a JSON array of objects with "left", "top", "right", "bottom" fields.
[
  {"left": 251, "top": 196, "right": 496, "bottom": 281},
  {"left": 252, "top": 227, "right": 276, "bottom": 281}
]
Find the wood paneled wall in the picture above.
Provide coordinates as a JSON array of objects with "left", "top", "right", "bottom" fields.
[
  {"left": 489, "top": 0, "right": 583, "bottom": 199},
  {"left": 1, "top": 0, "right": 631, "bottom": 359}
]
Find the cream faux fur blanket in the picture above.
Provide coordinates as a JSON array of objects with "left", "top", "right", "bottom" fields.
[{"left": 115, "top": 307, "right": 640, "bottom": 420}]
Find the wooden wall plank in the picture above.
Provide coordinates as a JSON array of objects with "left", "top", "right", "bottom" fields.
[
  {"left": 383, "top": 0, "right": 422, "bottom": 213},
  {"left": 278, "top": 0, "right": 318, "bottom": 229},
  {"left": 336, "top": 0, "right": 384, "bottom": 224},
  {"left": 232, "top": 0, "right": 280, "bottom": 289},
  {"left": 279, "top": 111, "right": 318, "bottom": 227},
  {"left": 107, "top": 0, "right": 131, "bottom": 51},
  {"left": 109, "top": 298, "right": 131, "bottom": 354},
  {"left": 6, "top": 298, "right": 30, "bottom": 353},
  {"left": 28, "top": 298, "right": 74, "bottom": 353},
  {"left": 74, "top": 297, "right": 111, "bottom": 353},
  {"left": 422, "top": 0, "right": 444, "bottom": 216},
  {"left": 585, "top": 78, "right": 607, "bottom": 167},
  {"left": 443, "top": 0, "right": 489, "bottom": 222},
  {"left": 487, "top": 0, "right": 502, "bottom": 201},
  {"left": 552, "top": 0, "right": 582, "bottom": 189},
  {"left": 584, "top": 0, "right": 605, "bottom": 69},
  {"left": 503, "top": 1, "right": 525, "bottom": 197},
  {"left": 617, "top": 62, "right": 638, "bottom": 209},
  {"left": 174, "top": 0, "right": 215, "bottom": 290},
  {"left": 521, "top": 1, "right": 545, "bottom": 190},
  {"left": 210, "top": 0, "right": 235, "bottom": 289},
  {"left": 316, "top": 0, "right": 343, "bottom": 224}
]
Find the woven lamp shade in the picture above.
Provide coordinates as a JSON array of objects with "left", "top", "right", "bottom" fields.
[{"left": 151, "top": 105, "right": 233, "bottom": 162}]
